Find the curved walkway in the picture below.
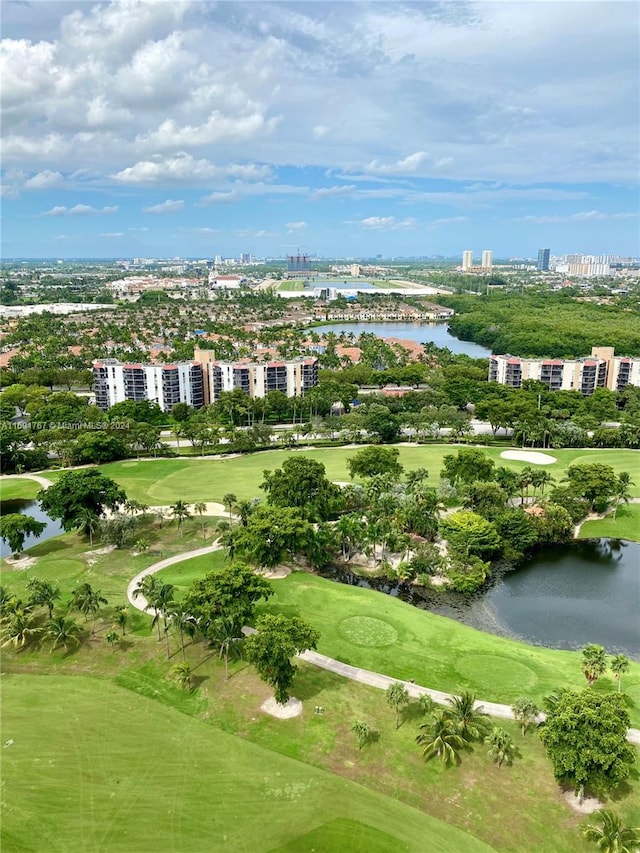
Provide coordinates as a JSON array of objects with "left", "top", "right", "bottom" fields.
[
  {"left": 0, "top": 472, "right": 53, "bottom": 489},
  {"left": 127, "top": 545, "right": 640, "bottom": 745}
]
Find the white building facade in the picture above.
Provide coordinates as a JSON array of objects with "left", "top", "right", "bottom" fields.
[{"left": 93, "top": 359, "right": 204, "bottom": 412}]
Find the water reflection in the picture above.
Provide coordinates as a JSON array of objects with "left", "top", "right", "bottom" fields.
[{"left": 0, "top": 499, "right": 64, "bottom": 558}]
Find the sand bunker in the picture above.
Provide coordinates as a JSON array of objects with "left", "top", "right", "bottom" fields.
[{"left": 500, "top": 450, "right": 557, "bottom": 465}]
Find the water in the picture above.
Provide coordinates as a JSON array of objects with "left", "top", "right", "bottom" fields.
[
  {"left": 321, "top": 539, "right": 640, "bottom": 657},
  {"left": 0, "top": 499, "right": 64, "bottom": 557},
  {"left": 480, "top": 539, "right": 640, "bottom": 656},
  {"left": 312, "top": 321, "right": 491, "bottom": 358}
]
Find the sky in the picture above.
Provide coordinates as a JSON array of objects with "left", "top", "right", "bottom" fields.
[{"left": 1, "top": 0, "right": 639, "bottom": 260}]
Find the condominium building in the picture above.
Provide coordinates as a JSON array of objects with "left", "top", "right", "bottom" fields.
[
  {"left": 481, "top": 250, "right": 493, "bottom": 271},
  {"left": 193, "top": 347, "right": 319, "bottom": 404},
  {"left": 488, "top": 347, "right": 640, "bottom": 395},
  {"left": 462, "top": 250, "right": 474, "bottom": 271},
  {"left": 93, "top": 359, "right": 204, "bottom": 412}
]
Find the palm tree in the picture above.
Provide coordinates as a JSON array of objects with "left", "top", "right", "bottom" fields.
[
  {"left": 169, "top": 604, "right": 197, "bottom": 660},
  {"left": 416, "top": 711, "right": 465, "bottom": 764},
  {"left": 386, "top": 682, "right": 410, "bottom": 730},
  {"left": 1, "top": 607, "right": 41, "bottom": 648},
  {"left": 45, "top": 615, "right": 81, "bottom": 653},
  {"left": 351, "top": 719, "right": 372, "bottom": 750},
  {"left": 236, "top": 499, "right": 255, "bottom": 527},
  {"left": 170, "top": 500, "right": 192, "bottom": 535},
  {"left": 113, "top": 606, "right": 129, "bottom": 636},
  {"left": 78, "top": 508, "right": 100, "bottom": 546},
  {"left": 583, "top": 809, "right": 640, "bottom": 853},
  {"left": 446, "top": 691, "right": 489, "bottom": 741},
  {"left": 26, "top": 578, "right": 61, "bottom": 619},
  {"left": 610, "top": 654, "right": 630, "bottom": 693},
  {"left": 335, "top": 514, "right": 364, "bottom": 562},
  {"left": 612, "top": 472, "right": 634, "bottom": 521},
  {"left": 222, "top": 493, "right": 237, "bottom": 524},
  {"left": 511, "top": 696, "right": 540, "bottom": 736},
  {"left": 531, "top": 470, "right": 554, "bottom": 497},
  {"left": 172, "top": 661, "right": 193, "bottom": 691},
  {"left": 154, "top": 583, "right": 176, "bottom": 658},
  {"left": 68, "top": 583, "right": 107, "bottom": 633},
  {"left": 485, "top": 727, "right": 515, "bottom": 767},
  {"left": 210, "top": 616, "right": 244, "bottom": 678},
  {"left": 193, "top": 501, "right": 208, "bottom": 540},
  {"left": 581, "top": 644, "right": 607, "bottom": 686}
]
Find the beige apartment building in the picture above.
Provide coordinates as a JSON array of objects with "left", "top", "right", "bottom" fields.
[
  {"left": 488, "top": 347, "right": 640, "bottom": 394},
  {"left": 193, "top": 347, "right": 319, "bottom": 405}
]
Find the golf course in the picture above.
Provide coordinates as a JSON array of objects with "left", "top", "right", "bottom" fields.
[{"left": 2, "top": 443, "right": 639, "bottom": 851}]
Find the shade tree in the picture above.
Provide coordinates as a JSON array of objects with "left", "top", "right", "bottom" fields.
[
  {"left": 0, "top": 514, "right": 47, "bottom": 557},
  {"left": 37, "top": 469, "right": 126, "bottom": 534}
]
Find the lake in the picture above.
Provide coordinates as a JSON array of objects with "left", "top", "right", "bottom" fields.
[
  {"left": 321, "top": 539, "right": 639, "bottom": 657},
  {"left": 312, "top": 321, "right": 491, "bottom": 358},
  {"left": 0, "top": 499, "right": 64, "bottom": 558}
]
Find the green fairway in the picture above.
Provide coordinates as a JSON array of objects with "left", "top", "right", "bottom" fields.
[
  {"left": 0, "top": 477, "right": 43, "bottom": 501},
  {"left": 91, "top": 445, "right": 640, "bottom": 505},
  {"left": 156, "top": 565, "right": 640, "bottom": 724},
  {"left": 1, "top": 674, "right": 494, "bottom": 853},
  {"left": 579, "top": 504, "right": 640, "bottom": 543}
]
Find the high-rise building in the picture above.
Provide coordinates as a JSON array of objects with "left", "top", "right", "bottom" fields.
[
  {"left": 481, "top": 250, "right": 493, "bottom": 271},
  {"left": 239, "top": 253, "right": 251, "bottom": 264},
  {"left": 287, "top": 254, "right": 311, "bottom": 276},
  {"left": 462, "top": 250, "right": 473, "bottom": 271},
  {"left": 93, "top": 359, "right": 204, "bottom": 412},
  {"left": 537, "top": 248, "right": 550, "bottom": 271}
]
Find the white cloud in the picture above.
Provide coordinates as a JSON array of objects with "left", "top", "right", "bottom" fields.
[
  {"left": 99, "top": 232, "right": 124, "bottom": 238},
  {"left": 349, "top": 216, "right": 418, "bottom": 231},
  {"left": 427, "top": 216, "right": 471, "bottom": 227},
  {"left": 286, "top": 221, "right": 306, "bottom": 230},
  {"left": 112, "top": 153, "right": 273, "bottom": 186},
  {"left": 313, "top": 125, "right": 329, "bottom": 138},
  {"left": 364, "top": 152, "right": 429, "bottom": 175},
  {"left": 518, "top": 210, "right": 638, "bottom": 224},
  {"left": 143, "top": 199, "right": 185, "bottom": 215},
  {"left": 311, "top": 185, "right": 357, "bottom": 200},
  {"left": 23, "top": 170, "right": 64, "bottom": 190},
  {"left": 41, "top": 203, "right": 118, "bottom": 216}
]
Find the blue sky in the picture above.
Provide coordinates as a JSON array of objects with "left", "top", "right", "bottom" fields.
[{"left": 1, "top": 1, "right": 638, "bottom": 259}]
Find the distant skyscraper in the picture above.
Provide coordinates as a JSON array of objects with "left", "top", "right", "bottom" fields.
[
  {"left": 240, "top": 253, "right": 251, "bottom": 263},
  {"left": 481, "top": 250, "right": 493, "bottom": 271},
  {"left": 462, "top": 250, "right": 473, "bottom": 271},
  {"left": 537, "top": 248, "right": 550, "bottom": 271}
]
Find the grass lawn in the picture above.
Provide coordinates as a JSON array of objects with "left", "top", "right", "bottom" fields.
[
  {"left": 0, "top": 477, "right": 43, "bottom": 501},
  {"left": 277, "top": 279, "right": 305, "bottom": 291},
  {"left": 579, "top": 504, "right": 640, "bottom": 543},
  {"left": 1, "top": 674, "right": 494, "bottom": 853},
  {"left": 79, "top": 445, "right": 640, "bottom": 505}
]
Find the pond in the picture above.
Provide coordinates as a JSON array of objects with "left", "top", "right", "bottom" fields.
[
  {"left": 0, "top": 499, "right": 64, "bottom": 558},
  {"left": 312, "top": 321, "right": 491, "bottom": 358},
  {"left": 320, "top": 538, "right": 640, "bottom": 657}
]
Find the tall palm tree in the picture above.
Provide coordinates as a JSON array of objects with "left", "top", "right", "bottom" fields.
[
  {"left": 78, "top": 508, "right": 100, "bottom": 546},
  {"left": 583, "top": 809, "right": 640, "bottom": 853},
  {"left": 511, "top": 696, "right": 540, "bottom": 736},
  {"left": 612, "top": 472, "right": 634, "bottom": 521},
  {"left": 193, "top": 502, "right": 208, "bottom": 540},
  {"left": 133, "top": 576, "right": 162, "bottom": 640},
  {"left": 26, "top": 578, "right": 61, "bottom": 619},
  {"left": 170, "top": 500, "right": 192, "bottom": 535},
  {"left": 610, "top": 654, "right": 630, "bottom": 693},
  {"left": 169, "top": 603, "right": 197, "bottom": 660},
  {"left": 581, "top": 644, "right": 607, "bottom": 686},
  {"left": 210, "top": 616, "right": 244, "bottom": 679},
  {"left": 531, "top": 470, "right": 554, "bottom": 497},
  {"left": 416, "top": 711, "right": 465, "bottom": 764},
  {"left": 153, "top": 583, "right": 176, "bottom": 657},
  {"left": 45, "top": 615, "right": 81, "bottom": 653},
  {"left": 222, "top": 493, "right": 237, "bottom": 524},
  {"left": 386, "top": 682, "right": 410, "bottom": 730},
  {"left": 446, "top": 691, "right": 489, "bottom": 741},
  {"left": 485, "top": 727, "right": 515, "bottom": 767}
]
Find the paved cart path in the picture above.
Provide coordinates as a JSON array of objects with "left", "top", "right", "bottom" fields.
[{"left": 124, "top": 543, "right": 639, "bottom": 746}]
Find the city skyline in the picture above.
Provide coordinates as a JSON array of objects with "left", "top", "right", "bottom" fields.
[{"left": 1, "top": 1, "right": 638, "bottom": 259}]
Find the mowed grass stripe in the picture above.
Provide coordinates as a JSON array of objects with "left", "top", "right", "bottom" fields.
[{"left": 1, "top": 675, "right": 494, "bottom": 853}]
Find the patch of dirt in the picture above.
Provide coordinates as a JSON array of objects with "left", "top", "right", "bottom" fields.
[
  {"left": 259, "top": 566, "right": 291, "bottom": 579},
  {"left": 83, "top": 545, "right": 116, "bottom": 556},
  {"left": 3, "top": 555, "right": 37, "bottom": 571},
  {"left": 260, "top": 696, "right": 303, "bottom": 719},
  {"left": 563, "top": 791, "right": 603, "bottom": 814}
]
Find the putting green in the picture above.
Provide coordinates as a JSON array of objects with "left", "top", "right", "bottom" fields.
[
  {"left": 339, "top": 616, "right": 399, "bottom": 647},
  {"left": 454, "top": 654, "right": 539, "bottom": 694}
]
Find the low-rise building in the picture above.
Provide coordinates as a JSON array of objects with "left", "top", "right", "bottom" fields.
[{"left": 488, "top": 347, "right": 640, "bottom": 394}]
